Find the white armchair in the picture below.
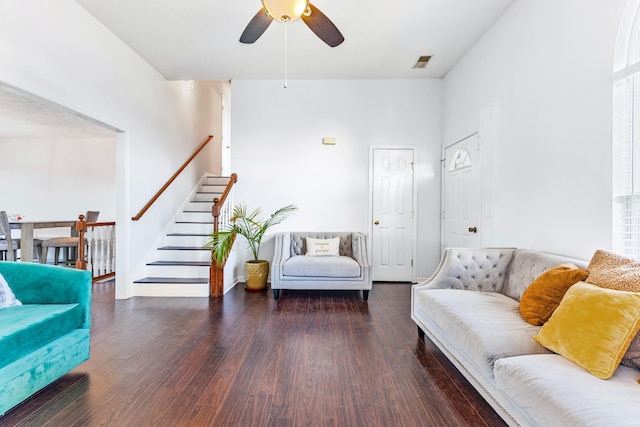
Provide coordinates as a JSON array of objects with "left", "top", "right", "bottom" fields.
[{"left": 270, "top": 232, "right": 372, "bottom": 300}]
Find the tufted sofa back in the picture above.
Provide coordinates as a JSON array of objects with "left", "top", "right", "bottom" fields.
[
  {"left": 432, "top": 247, "right": 589, "bottom": 300},
  {"left": 289, "top": 232, "right": 354, "bottom": 258},
  {"left": 431, "top": 247, "right": 517, "bottom": 293},
  {"left": 503, "top": 249, "right": 589, "bottom": 301}
]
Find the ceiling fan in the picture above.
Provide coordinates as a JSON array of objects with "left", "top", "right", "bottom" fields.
[{"left": 240, "top": 0, "right": 345, "bottom": 47}]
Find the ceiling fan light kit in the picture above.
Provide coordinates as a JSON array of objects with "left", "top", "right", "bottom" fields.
[
  {"left": 240, "top": 0, "right": 344, "bottom": 47},
  {"left": 262, "top": 0, "right": 309, "bottom": 23}
]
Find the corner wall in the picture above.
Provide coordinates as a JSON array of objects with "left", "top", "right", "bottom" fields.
[
  {"left": 231, "top": 79, "right": 443, "bottom": 279},
  {"left": 443, "top": 0, "right": 627, "bottom": 260},
  {"left": 0, "top": 0, "right": 225, "bottom": 297},
  {"left": 0, "top": 136, "right": 116, "bottom": 232}
]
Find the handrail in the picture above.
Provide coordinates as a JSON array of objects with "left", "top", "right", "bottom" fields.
[
  {"left": 210, "top": 173, "right": 238, "bottom": 297},
  {"left": 84, "top": 221, "right": 116, "bottom": 228},
  {"left": 132, "top": 135, "right": 214, "bottom": 221},
  {"left": 212, "top": 173, "right": 238, "bottom": 220}
]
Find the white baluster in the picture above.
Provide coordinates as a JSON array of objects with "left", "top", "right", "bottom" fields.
[{"left": 109, "top": 225, "right": 116, "bottom": 275}]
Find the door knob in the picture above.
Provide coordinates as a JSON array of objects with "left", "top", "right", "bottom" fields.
[
  {"left": 468, "top": 227, "right": 477, "bottom": 233},
  {"left": 374, "top": 220, "right": 380, "bottom": 225}
]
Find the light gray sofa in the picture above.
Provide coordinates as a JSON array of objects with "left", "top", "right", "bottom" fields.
[
  {"left": 271, "top": 232, "right": 372, "bottom": 300},
  {"left": 411, "top": 247, "right": 640, "bottom": 427}
]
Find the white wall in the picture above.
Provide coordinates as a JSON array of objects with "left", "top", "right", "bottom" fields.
[
  {"left": 231, "top": 79, "right": 443, "bottom": 279},
  {"left": 443, "top": 0, "right": 627, "bottom": 260},
  {"left": 0, "top": 137, "right": 116, "bottom": 235},
  {"left": 0, "top": 0, "right": 224, "bottom": 298}
]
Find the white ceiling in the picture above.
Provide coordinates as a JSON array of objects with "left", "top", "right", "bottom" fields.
[
  {"left": 1, "top": 1, "right": 515, "bottom": 138},
  {"left": 0, "top": 84, "right": 118, "bottom": 139},
  {"left": 76, "top": 0, "right": 515, "bottom": 80}
]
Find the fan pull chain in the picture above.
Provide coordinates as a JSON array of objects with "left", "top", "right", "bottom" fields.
[{"left": 284, "top": 22, "right": 288, "bottom": 88}]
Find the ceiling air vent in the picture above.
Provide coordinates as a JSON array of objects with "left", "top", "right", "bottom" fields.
[{"left": 413, "top": 56, "right": 432, "bottom": 69}]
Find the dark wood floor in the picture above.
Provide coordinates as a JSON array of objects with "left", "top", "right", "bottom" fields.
[{"left": 1, "top": 282, "right": 506, "bottom": 427}]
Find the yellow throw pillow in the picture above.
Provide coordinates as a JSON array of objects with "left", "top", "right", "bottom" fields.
[
  {"left": 519, "top": 263, "right": 588, "bottom": 326},
  {"left": 533, "top": 281, "right": 640, "bottom": 379}
]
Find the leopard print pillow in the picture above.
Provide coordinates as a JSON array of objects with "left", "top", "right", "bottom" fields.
[
  {"left": 587, "top": 249, "right": 640, "bottom": 371},
  {"left": 586, "top": 249, "right": 640, "bottom": 292}
]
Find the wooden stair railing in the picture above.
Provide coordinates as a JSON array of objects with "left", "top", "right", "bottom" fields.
[
  {"left": 132, "top": 135, "right": 214, "bottom": 221},
  {"left": 76, "top": 214, "right": 116, "bottom": 282},
  {"left": 210, "top": 173, "right": 238, "bottom": 297}
]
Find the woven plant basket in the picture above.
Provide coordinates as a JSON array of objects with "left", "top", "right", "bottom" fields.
[{"left": 245, "top": 259, "right": 269, "bottom": 291}]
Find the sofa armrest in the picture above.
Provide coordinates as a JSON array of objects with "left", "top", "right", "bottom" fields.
[
  {"left": 0, "top": 262, "right": 92, "bottom": 329},
  {"left": 351, "top": 233, "right": 372, "bottom": 287},
  {"left": 350, "top": 232, "right": 370, "bottom": 267},
  {"left": 413, "top": 247, "right": 517, "bottom": 294},
  {"left": 271, "top": 232, "right": 293, "bottom": 280}
]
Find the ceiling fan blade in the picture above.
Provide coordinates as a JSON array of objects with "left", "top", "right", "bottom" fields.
[
  {"left": 301, "top": 3, "right": 344, "bottom": 47},
  {"left": 240, "top": 7, "right": 274, "bottom": 44}
]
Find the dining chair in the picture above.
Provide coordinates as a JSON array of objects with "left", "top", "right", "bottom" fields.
[
  {"left": 0, "top": 211, "right": 43, "bottom": 261},
  {"left": 40, "top": 211, "right": 100, "bottom": 266}
]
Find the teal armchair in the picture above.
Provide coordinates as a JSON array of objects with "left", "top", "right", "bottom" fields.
[{"left": 0, "top": 262, "right": 92, "bottom": 415}]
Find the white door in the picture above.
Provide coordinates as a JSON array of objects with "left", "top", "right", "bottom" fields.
[
  {"left": 442, "top": 134, "right": 481, "bottom": 250},
  {"left": 220, "top": 95, "right": 231, "bottom": 176},
  {"left": 371, "top": 148, "right": 415, "bottom": 282}
]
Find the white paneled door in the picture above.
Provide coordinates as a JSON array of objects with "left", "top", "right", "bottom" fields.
[
  {"left": 371, "top": 148, "right": 415, "bottom": 282},
  {"left": 442, "top": 134, "right": 481, "bottom": 251},
  {"left": 220, "top": 95, "right": 231, "bottom": 176}
]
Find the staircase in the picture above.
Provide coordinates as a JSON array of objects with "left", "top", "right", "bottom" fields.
[{"left": 133, "top": 176, "right": 230, "bottom": 297}]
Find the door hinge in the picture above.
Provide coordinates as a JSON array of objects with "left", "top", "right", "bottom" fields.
[
  {"left": 411, "top": 259, "right": 414, "bottom": 267},
  {"left": 411, "top": 161, "right": 414, "bottom": 171}
]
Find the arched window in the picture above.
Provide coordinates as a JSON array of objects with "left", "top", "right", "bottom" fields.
[
  {"left": 449, "top": 148, "right": 471, "bottom": 171},
  {"left": 614, "top": 0, "right": 640, "bottom": 256}
]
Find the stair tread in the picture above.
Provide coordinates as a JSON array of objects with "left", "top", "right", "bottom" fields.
[
  {"left": 134, "top": 277, "right": 209, "bottom": 284},
  {"left": 175, "top": 221, "right": 212, "bottom": 224},
  {"left": 147, "top": 261, "right": 210, "bottom": 266},
  {"left": 182, "top": 212, "right": 211, "bottom": 215},
  {"left": 159, "top": 246, "right": 210, "bottom": 250}
]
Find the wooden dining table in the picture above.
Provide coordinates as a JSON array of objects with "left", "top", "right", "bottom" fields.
[{"left": 9, "top": 219, "right": 77, "bottom": 263}]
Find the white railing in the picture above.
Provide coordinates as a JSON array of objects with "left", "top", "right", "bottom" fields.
[
  {"left": 210, "top": 173, "right": 238, "bottom": 297},
  {"left": 76, "top": 216, "right": 116, "bottom": 281},
  {"left": 218, "top": 190, "right": 234, "bottom": 232}
]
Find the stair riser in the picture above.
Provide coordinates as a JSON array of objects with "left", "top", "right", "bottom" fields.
[
  {"left": 201, "top": 185, "right": 227, "bottom": 194},
  {"left": 174, "top": 222, "right": 214, "bottom": 234},
  {"left": 204, "top": 176, "right": 230, "bottom": 186},
  {"left": 165, "top": 235, "right": 210, "bottom": 247},
  {"left": 185, "top": 201, "right": 213, "bottom": 212},
  {"left": 145, "top": 265, "right": 210, "bottom": 278},
  {"left": 195, "top": 192, "right": 222, "bottom": 202},
  {"left": 157, "top": 249, "right": 211, "bottom": 262},
  {"left": 134, "top": 283, "right": 210, "bottom": 297},
  {"left": 179, "top": 211, "right": 213, "bottom": 222}
]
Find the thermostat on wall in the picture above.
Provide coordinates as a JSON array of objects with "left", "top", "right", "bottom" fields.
[{"left": 322, "top": 137, "right": 336, "bottom": 145}]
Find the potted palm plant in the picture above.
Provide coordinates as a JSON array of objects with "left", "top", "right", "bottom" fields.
[{"left": 206, "top": 203, "right": 297, "bottom": 291}]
